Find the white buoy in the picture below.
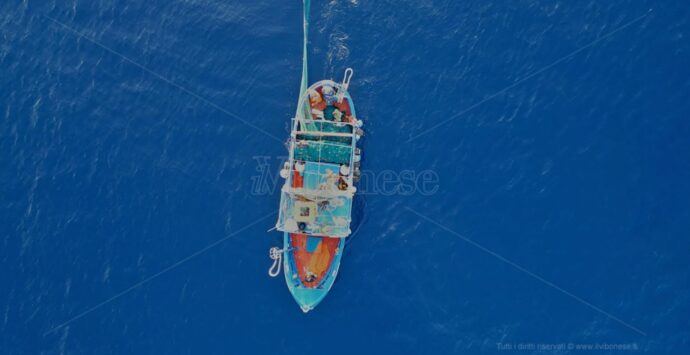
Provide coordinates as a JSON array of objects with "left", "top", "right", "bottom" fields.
[
  {"left": 280, "top": 162, "right": 290, "bottom": 178},
  {"left": 340, "top": 164, "right": 350, "bottom": 176},
  {"left": 295, "top": 161, "right": 305, "bottom": 173}
]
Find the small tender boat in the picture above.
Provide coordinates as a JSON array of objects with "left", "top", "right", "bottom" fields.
[{"left": 268, "top": 1, "right": 363, "bottom": 313}]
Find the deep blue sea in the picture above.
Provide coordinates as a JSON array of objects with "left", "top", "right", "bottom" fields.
[{"left": 2, "top": 1, "right": 690, "bottom": 354}]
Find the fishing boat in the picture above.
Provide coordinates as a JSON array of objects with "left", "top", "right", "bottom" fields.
[{"left": 268, "top": 0, "right": 364, "bottom": 313}]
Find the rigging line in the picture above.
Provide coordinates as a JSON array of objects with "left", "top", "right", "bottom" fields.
[{"left": 295, "top": 0, "right": 310, "bottom": 129}]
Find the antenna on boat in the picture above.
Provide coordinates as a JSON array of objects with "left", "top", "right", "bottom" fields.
[{"left": 337, "top": 68, "right": 354, "bottom": 103}]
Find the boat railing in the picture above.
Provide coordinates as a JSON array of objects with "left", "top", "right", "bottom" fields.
[
  {"left": 297, "top": 117, "right": 360, "bottom": 127},
  {"left": 291, "top": 117, "right": 359, "bottom": 134},
  {"left": 282, "top": 182, "right": 355, "bottom": 198},
  {"left": 294, "top": 130, "right": 355, "bottom": 137}
]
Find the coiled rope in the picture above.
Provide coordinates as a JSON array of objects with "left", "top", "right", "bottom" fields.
[{"left": 268, "top": 247, "right": 285, "bottom": 277}]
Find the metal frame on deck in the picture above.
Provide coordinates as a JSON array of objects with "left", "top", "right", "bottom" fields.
[{"left": 278, "top": 79, "right": 359, "bottom": 238}]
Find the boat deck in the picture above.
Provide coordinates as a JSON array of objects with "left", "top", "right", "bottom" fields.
[
  {"left": 294, "top": 140, "right": 353, "bottom": 165},
  {"left": 287, "top": 234, "right": 342, "bottom": 288},
  {"left": 282, "top": 161, "right": 353, "bottom": 236}
]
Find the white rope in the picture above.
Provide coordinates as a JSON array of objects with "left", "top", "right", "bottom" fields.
[
  {"left": 338, "top": 68, "right": 354, "bottom": 103},
  {"left": 268, "top": 247, "right": 285, "bottom": 277}
]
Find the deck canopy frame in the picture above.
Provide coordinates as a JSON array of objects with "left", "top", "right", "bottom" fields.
[{"left": 277, "top": 79, "right": 358, "bottom": 238}]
